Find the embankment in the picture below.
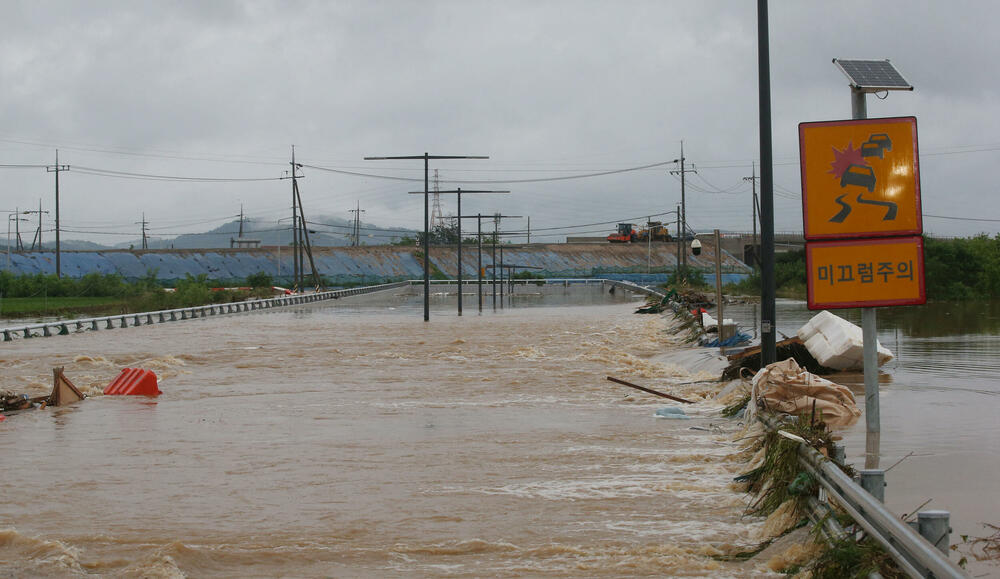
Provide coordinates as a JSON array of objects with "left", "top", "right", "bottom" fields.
[{"left": 4, "top": 243, "right": 750, "bottom": 285}]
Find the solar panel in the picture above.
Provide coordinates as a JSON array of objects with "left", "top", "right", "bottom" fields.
[{"left": 833, "top": 59, "right": 913, "bottom": 91}]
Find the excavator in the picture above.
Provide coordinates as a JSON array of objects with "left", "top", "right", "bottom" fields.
[
  {"left": 607, "top": 222, "right": 672, "bottom": 243},
  {"left": 636, "top": 221, "right": 672, "bottom": 242}
]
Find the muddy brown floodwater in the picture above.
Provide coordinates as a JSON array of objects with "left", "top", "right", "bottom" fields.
[{"left": 1, "top": 286, "right": 782, "bottom": 578}]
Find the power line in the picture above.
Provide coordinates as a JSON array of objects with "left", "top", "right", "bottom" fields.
[
  {"left": 301, "top": 159, "right": 679, "bottom": 184},
  {"left": 923, "top": 213, "right": 1000, "bottom": 222},
  {"left": 72, "top": 166, "right": 284, "bottom": 182}
]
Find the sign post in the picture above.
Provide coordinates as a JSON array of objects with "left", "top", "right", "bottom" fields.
[{"left": 800, "top": 115, "right": 924, "bottom": 469}]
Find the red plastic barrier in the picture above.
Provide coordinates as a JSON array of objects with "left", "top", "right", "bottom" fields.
[
  {"left": 0, "top": 413, "right": 6, "bottom": 422},
  {"left": 104, "top": 368, "right": 161, "bottom": 396}
]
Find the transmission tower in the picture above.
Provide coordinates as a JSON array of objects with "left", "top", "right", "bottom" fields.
[
  {"left": 135, "top": 213, "right": 149, "bottom": 249},
  {"left": 349, "top": 201, "right": 365, "bottom": 246},
  {"left": 431, "top": 169, "right": 444, "bottom": 228},
  {"left": 27, "top": 200, "right": 48, "bottom": 250}
]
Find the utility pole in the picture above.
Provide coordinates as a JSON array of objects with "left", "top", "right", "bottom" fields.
[
  {"left": 349, "top": 201, "right": 365, "bottom": 246},
  {"left": 744, "top": 163, "right": 760, "bottom": 268},
  {"left": 291, "top": 146, "right": 300, "bottom": 289},
  {"left": 493, "top": 215, "right": 498, "bottom": 310},
  {"left": 478, "top": 214, "right": 483, "bottom": 312},
  {"left": 136, "top": 213, "right": 149, "bottom": 250},
  {"left": 675, "top": 205, "right": 681, "bottom": 277},
  {"left": 758, "top": 0, "right": 777, "bottom": 366},
  {"left": 526, "top": 216, "right": 530, "bottom": 244},
  {"left": 366, "top": 152, "right": 489, "bottom": 322},
  {"left": 669, "top": 143, "right": 696, "bottom": 278},
  {"left": 434, "top": 190, "right": 509, "bottom": 316},
  {"left": 46, "top": 150, "right": 70, "bottom": 278}
]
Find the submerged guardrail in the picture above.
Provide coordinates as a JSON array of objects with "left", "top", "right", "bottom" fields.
[
  {"left": 0, "top": 278, "right": 663, "bottom": 343},
  {"left": 1, "top": 281, "right": 410, "bottom": 342}
]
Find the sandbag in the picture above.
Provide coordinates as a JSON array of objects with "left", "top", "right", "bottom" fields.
[{"left": 747, "top": 358, "right": 861, "bottom": 427}]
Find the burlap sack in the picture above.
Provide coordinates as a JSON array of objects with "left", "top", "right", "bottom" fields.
[{"left": 747, "top": 358, "right": 861, "bottom": 427}]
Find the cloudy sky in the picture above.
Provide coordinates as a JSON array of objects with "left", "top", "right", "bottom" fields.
[{"left": 1, "top": 0, "right": 997, "bottom": 246}]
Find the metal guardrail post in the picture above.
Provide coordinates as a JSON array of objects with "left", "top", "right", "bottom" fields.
[
  {"left": 861, "top": 469, "right": 886, "bottom": 502},
  {"left": 918, "top": 511, "right": 951, "bottom": 555}
]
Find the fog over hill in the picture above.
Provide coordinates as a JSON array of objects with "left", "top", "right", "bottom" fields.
[{"left": 55, "top": 215, "right": 417, "bottom": 250}]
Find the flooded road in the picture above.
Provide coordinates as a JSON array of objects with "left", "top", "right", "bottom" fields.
[{"left": 0, "top": 286, "right": 775, "bottom": 577}]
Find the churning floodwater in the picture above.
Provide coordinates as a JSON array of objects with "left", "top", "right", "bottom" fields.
[{"left": 0, "top": 285, "right": 781, "bottom": 578}]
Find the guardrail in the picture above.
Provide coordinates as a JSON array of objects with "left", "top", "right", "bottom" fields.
[
  {"left": 1, "top": 281, "right": 409, "bottom": 342},
  {"left": 762, "top": 416, "right": 966, "bottom": 578},
  {"left": 1, "top": 278, "right": 663, "bottom": 343}
]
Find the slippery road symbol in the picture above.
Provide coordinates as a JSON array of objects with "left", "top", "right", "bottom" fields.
[{"left": 827, "top": 135, "right": 898, "bottom": 223}]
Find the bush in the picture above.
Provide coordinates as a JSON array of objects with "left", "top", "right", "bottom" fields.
[{"left": 246, "top": 271, "right": 274, "bottom": 288}]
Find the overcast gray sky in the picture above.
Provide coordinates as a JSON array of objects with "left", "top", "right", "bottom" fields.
[{"left": 1, "top": 0, "right": 997, "bottom": 245}]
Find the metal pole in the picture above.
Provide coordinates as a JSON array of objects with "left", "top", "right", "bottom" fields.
[
  {"left": 714, "top": 229, "right": 724, "bottom": 346},
  {"left": 291, "top": 147, "right": 300, "bottom": 289},
  {"left": 749, "top": 163, "right": 758, "bottom": 267},
  {"left": 647, "top": 216, "right": 652, "bottom": 274},
  {"left": 680, "top": 142, "right": 686, "bottom": 277},
  {"left": 477, "top": 214, "right": 482, "bottom": 313},
  {"left": 851, "top": 86, "right": 880, "bottom": 468},
  {"left": 499, "top": 239, "right": 504, "bottom": 308},
  {"left": 54, "top": 150, "right": 61, "bottom": 278},
  {"left": 492, "top": 217, "right": 497, "bottom": 310},
  {"left": 675, "top": 206, "right": 681, "bottom": 279},
  {"left": 457, "top": 188, "right": 462, "bottom": 316},
  {"left": 758, "top": 0, "right": 777, "bottom": 365},
  {"left": 423, "top": 153, "right": 430, "bottom": 322}
]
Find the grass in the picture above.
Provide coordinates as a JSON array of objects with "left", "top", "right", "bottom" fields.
[
  {"left": 0, "top": 296, "right": 125, "bottom": 317},
  {"left": 806, "top": 535, "right": 905, "bottom": 578}
]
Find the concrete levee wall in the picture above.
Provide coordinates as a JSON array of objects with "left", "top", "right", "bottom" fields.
[{"left": 3, "top": 242, "right": 750, "bottom": 285}]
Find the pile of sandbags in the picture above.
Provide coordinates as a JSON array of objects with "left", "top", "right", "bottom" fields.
[{"left": 797, "top": 311, "right": 893, "bottom": 371}]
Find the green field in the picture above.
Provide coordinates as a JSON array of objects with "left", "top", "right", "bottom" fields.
[{"left": 0, "top": 296, "right": 125, "bottom": 318}]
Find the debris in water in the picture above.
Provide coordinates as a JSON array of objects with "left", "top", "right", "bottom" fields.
[
  {"left": 606, "top": 376, "right": 695, "bottom": 404},
  {"left": 654, "top": 406, "right": 689, "bottom": 419}
]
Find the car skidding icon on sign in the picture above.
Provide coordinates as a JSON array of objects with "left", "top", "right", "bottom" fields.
[
  {"left": 861, "top": 133, "right": 892, "bottom": 159},
  {"left": 799, "top": 116, "right": 920, "bottom": 240},
  {"left": 840, "top": 164, "right": 876, "bottom": 192}
]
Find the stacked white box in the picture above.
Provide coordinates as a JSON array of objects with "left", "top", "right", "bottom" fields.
[{"left": 796, "top": 311, "right": 893, "bottom": 370}]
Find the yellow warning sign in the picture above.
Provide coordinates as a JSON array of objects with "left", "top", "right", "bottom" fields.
[
  {"left": 806, "top": 236, "right": 926, "bottom": 310},
  {"left": 800, "top": 116, "right": 921, "bottom": 240}
]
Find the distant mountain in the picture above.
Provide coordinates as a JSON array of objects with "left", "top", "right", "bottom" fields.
[{"left": 101, "top": 215, "right": 417, "bottom": 250}]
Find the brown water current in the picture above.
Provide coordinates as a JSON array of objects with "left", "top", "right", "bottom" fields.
[{"left": 0, "top": 287, "right": 780, "bottom": 578}]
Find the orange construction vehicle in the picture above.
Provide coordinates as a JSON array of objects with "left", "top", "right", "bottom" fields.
[
  {"left": 635, "top": 221, "right": 672, "bottom": 242},
  {"left": 607, "top": 223, "right": 638, "bottom": 243}
]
